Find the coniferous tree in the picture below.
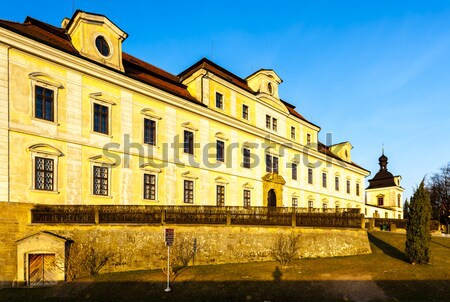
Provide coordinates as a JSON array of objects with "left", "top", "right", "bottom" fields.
[
  {"left": 403, "top": 198, "right": 409, "bottom": 220},
  {"left": 405, "top": 181, "right": 431, "bottom": 264}
]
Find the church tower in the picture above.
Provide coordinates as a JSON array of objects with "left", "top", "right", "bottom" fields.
[{"left": 365, "top": 151, "right": 404, "bottom": 219}]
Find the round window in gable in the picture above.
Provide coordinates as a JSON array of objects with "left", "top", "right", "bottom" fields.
[
  {"left": 268, "top": 82, "right": 273, "bottom": 95},
  {"left": 95, "top": 36, "right": 110, "bottom": 57}
]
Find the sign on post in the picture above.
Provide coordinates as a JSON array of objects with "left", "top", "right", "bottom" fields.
[
  {"left": 164, "top": 228, "right": 174, "bottom": 292},
  {"left": 165, "top": 228, "right": 174, "bottom": 246}
]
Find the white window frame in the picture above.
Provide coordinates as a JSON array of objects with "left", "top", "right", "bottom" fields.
[
  {"left": 90, "top": 95, "right": 115, "bottom": 137},
  {"left": 141, "top": 108, "right": 162, "bottom": 147},
  {"left": 242, "top": 182, "right": 254, "bottom": 208},
  {"left": 29, "top": 73, "right": 63, "bottom": 125},
  {"left": 215, "top": 91, "right": 224, "bottom": 110},
  {"left": 182, "top": 171, "right": 198, "bottom": 204},
  {"left": 29, "top": 147, "right": 62, "bottom": 193},
  {"left": 242, "top": 104, "right": 249, "bottom": 120},
  {"left": 140, "top": 163, "right": 162, "bottom": 202},
  {"left": 89, "top": 155, "right": 116, "bottom": 198}
]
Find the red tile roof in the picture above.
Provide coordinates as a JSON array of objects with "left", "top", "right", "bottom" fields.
[
  {"left": 318, "top": 142, "right": 369, "bottom": 172},
  {"left": 0, "top": 16, "right": 201, "bottom": 105},
  {"left": 0, "top": 14, "right": 316, "bottom": 125}
]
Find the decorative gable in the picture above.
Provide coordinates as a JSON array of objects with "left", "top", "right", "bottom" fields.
[
  {"left": 64, "top": 11, "right": 128, "bottom": 71},
  {"left": 329, "top": 142, "right": 353, "bottom": 163},
  {"left": 245, "top": 69, "right": 289, "bottom": 113}
]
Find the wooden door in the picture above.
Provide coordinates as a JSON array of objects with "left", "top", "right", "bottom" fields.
[
  {"left": 268, "top": 189, "right": 277, "bottom": 207},
  {"left": 28, "top": 254, "right": 56, "bottom": 286}
]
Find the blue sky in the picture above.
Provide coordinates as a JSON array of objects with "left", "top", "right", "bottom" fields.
[{"left": 3, "top": 1, "right": 450, "bottom": 200}]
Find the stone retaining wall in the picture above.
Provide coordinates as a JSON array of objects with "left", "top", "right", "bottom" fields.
[{"left": 0, "top": 203, "right": 371, "bottom": 288}]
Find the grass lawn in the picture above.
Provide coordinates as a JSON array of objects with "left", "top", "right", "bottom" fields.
[{"left": 1, "top": 231, "right": 449, "bottom": 302}]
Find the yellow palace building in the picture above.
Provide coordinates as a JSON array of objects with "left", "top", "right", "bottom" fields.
[{"left": 0, "top": 10, "right": 395, "bottom": 215}]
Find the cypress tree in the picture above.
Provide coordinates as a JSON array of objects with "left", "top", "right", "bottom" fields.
[
  {"left": 405, "top": 180, "right": 432, "bottom": 264},
  {"left": 403, "top": 198, "right": 409, "bottom": 220}
]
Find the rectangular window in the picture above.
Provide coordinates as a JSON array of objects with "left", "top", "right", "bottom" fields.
[
  {"left": 93, "top": 103, "right": 109, "bottom": 134},
  {"left": 143, "top": 174, "right": 156, "bottom": 200},
  {"left": 144, "top": 118, "right": 156, "bottom": 145},
  {"left": 265, "top": 154, "right": 279, "bottom": 173},
  {"left": 378, "top": 197, "right": 384, "bottom": 206},
  {"left": 272, "top": 118, "right": 277, "bottom": 131},
  {"left": 93, "top": 165, "right": 108, "bottom": 196},
  {"left": 322, "top": 173, "right": 327, "bottom": 188},
  {"left": 291, "top": 126, "right": 296, "bottom": 139},
  {"left": 266, "top": 115, "right": 271, "bottom": 129},
  {"left": 184, "top": 180, "right": 194, "bottom": 204},
  {"left": 308, "top": 200, "right": 314, "bottom": 212},
  {"left": 307, "top": 133, "right": 311, "bottom": 145},
  {"left": 215, "top": 92, "right": 223, "bottom": 109},
  {"left": 323, "top": 203, "right": 328, "bottom": 211},
  {"left": 34, "top": 157, "right": 54, "bottom": 191},
  {"left": 292, "top": 163, "right": 297, "bottom": 180},
  {"left": 183, "top": 130, "right": 194, "bottom": 155},
  {"left": 243, "top": 148, "right": 251, "bottom": 169},
  {"left": 216, "top": 185, "right": 225, "bottom": 206},
  {"left": 216, "top": 140, "right": 225, "bottom": 162},
  {"left": 308, "top": 168, "right": 313, "bottom": 184},
  {"left": 356, "top": 183, "right": 360, "bottom": 196},
  {"left": 346, "top": 180, "right": 351, "bottom": 194},
  {"left": 35, "top": 86, "right": 54, "bottom": 121},
  {"left": 243, "top": 189, "right": 251, "bottom": 208},
  {"left": 266, "top": 154, "right": 272, "bottom": 173},
  {"left": 292, "top": 197, "right": 298, "bottom": 208},
  {"left": 242, "top": 104, "right": 249, "bottom": 120},
  {"left": 335, "top": 176, "right": 339, "bottom": 191}
]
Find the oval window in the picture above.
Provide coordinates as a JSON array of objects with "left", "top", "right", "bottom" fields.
[
  {"left": 268, "top": 82, "right": 273, "bottom": 95},
  {"left": 95, "top": 36, "right": 110, "bottom": 57}
]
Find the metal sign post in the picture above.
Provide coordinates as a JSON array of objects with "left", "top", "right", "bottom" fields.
[{"left": 164, "top": 228, "right": 174, "bottom": 292}]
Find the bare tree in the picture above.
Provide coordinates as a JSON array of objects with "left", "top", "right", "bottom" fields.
[
  {"left": 427, "top": 162, "right": 450, "bottom": 226},
  {"left": 270, "top": 232, "right": 301, "bottom": 268}
]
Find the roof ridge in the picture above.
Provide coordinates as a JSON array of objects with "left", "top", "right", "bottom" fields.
[
  {"left": 122, "top": 52, "right": 182, "bottom": 86},
  {"left": 0, "top": 18, "right": 24, "bottom": 25},
  {"left": 24, "top": 16, "right": 68, "bottom": 39}
]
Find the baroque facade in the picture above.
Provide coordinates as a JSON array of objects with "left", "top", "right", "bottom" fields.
[
  {"left": 0, "top": 11, "right": 372, "bottom": 212},
  {"left": 365, "top": 152, "right": 404, "bottom": 219}
]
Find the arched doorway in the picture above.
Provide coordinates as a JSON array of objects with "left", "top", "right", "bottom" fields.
[{"left": 268, "top": 189, "right": 277, "bottom": 207}]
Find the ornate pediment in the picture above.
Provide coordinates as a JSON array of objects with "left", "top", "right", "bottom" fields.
[
  {"left": 88, "top": 155, "right": 116, "bottom": 166},
  {"left": 261, "top": 173, "right": 286, "bottom": 185},
  {"left": 181, "top": 170, "right": 198, "bottom": 179},
  {"left": 139, "top": 163, "right": 162, "bottom": 173},
  {"left": 28, "top": 144, "right": 63, "bottom": 157},
  {"left": 28, "top": 72, "right": 63, "bottom": 88},
  {"left": 215, "top": 176, "right": 229, "bottom": 184}
]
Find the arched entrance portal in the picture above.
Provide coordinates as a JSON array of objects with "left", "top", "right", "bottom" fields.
[{"left": 268, "top": 189, "right": 277, "bottom": 207}]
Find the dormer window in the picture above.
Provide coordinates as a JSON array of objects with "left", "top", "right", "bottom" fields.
[
  {"left": 95, "top": 36, "right": 110, "bottom": 57},
  {"left": 268, "top": 82, "right": 273, "bottom": 95}
]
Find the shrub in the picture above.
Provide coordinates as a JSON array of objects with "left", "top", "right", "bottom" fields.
[{"left": 270, "top": 232, "right": 301, "bottom": 267}]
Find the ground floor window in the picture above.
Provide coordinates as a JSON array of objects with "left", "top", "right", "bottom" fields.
[
  {"left": 216, "top": 185, "right": 225, "bottom": 206},
  {"left": 93, "top": 165, "right": 109, "bottom": 196},
  {"left": 184, "top": 180, "right": 194, "bottom": 204},
  {"left": 143, "top": 174, "right": 156, "bottom": 200},
  {"left": 243, "top": 189, "right": 251, "bottom": 208}
]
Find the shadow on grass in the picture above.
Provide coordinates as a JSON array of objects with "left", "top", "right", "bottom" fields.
[
  {"left": 431, "top": 240, "right": 450, "bottom": 250},
  {"left": 368, "top": 232, "right": 409, "bottom": 263},
  {"left": 1, "top": 279, "right": 450, "bottom": 302}
]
